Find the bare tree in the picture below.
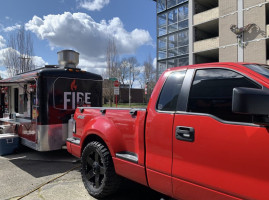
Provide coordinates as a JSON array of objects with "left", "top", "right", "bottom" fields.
[
  {"left": 106, "top": 38, "right": 118, "bottom": 79},
  {"left": 118, "top": 58, "right": 129, "bottom": 85},
  {"left": 143, "top": 55, "right": 156, "bottom": 102},
  {"left": 3, "top": 25, "right": 34, "bottom": 77},
  {"left": 104, "top": 38, "right": 119, "bottom": 106},
  {"left": 127, "top": 57, "right": 139, "bottom": 88}
]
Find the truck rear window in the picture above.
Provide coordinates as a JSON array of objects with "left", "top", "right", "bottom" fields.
[{"left": 157, "top": 70, "right": 186, "bottom": 112}]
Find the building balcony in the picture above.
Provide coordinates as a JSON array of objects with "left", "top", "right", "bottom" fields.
[
  {"left": 194, "top": 37, "right": 219, "bottom": 53},
  {"left": 193, "top": 7, "right": 219, "bottom": 26},
  {"left": 267, "top": 25, "right": 269, "bottom": 37}
]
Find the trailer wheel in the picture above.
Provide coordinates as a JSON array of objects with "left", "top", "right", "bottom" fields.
[{"left": 81, "top": 141, "right": 120, "bottom": 198}]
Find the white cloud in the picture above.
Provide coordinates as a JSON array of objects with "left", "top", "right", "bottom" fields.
[
  {"left": 78, "top": 0, "right": 110, "bottom": 11},
  {"left": 32, "top": 56, "right": 48, "bottom": 67},
  {"left": 0, "top": 35, "right": 6, "bottom": 48},
  {"left": 0, "top": 49, "right": 4, "bottom": 65},
  {"left": 3, "top": 24, "right": 21, "bottom": 32},
  {"left": 25, "top": 12, "right": 152, "bottom": 73},
  {"left": 153, "top": 57, "right": 157, "bottom": 69},
  {"left": 0, "top": 48, "right": 47, "bottom": 76},
  {"left": 78, "top": 57, "right": 106, "bottom": 75},
  {"left": 0, "top": 68, "right": 8, "bottom": 79}
]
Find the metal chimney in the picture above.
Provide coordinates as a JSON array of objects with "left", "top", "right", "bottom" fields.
[{"left": 57, "top": 50, "right": 79, "bottom": 68}]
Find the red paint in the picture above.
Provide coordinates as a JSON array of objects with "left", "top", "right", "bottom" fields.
[
  {"left": 113, "top": 157, "right": 148, "bottom": 186},
  {"left": 67, "top": 63, "right": 269, "bottom": 200},
  {"left": 147, "top": 169, "right": 173, "bottom": 197}
]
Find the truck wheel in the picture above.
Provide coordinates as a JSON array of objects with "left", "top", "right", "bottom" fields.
[{"left": 81, "top": 141, "right": 120, "bottom": 198}]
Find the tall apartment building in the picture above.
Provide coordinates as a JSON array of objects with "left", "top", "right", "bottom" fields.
[{"left": 156, "top": 0, "right": 269, "bottom": 77}]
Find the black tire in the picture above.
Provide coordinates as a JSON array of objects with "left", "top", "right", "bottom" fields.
[{"left": 81, "top": 141, "right": 120, "bottom": 199}]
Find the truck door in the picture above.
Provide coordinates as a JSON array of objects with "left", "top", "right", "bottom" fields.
[
  {"left": 145, "top": 70, "right": 186, "bottom": 197},
  {"left": 172, "top": 68, "right": 269, "bottom": 200}
]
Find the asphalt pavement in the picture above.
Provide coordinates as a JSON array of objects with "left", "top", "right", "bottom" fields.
[{"left": 0, "top": 147, "right": 169, "bottom": 200}]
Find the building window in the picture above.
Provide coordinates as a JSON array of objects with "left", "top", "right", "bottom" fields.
[
  {"left": 188, "top": 69, "right": 261, "bottom": 123},
  {"left": 178, "top": 19, "right": 188, "bottom": 30},
  {"left": 167, "top": 0, "right": 188, "bottom": 9},
  {"left": 168, "top": 9, "right": 178, "bottom": 33},
  {"left": 168, "top": 32, "right": 189, "bottom": 59},
  {"left": 178, "top": 3, "right": 188, "bottom": 21},
  {"left": 167, "top": 58, "right": 177, "bottom": 68},
  {"left": 158, "top": 61, "right": 167, "bottom": 76},
  {"left": 178, "top": 29, "right": 188, "bottom": 46},
  {"left": 178, "top": 30, "right": 188, "bottom": 45},
  {"left": 157, "top": 70, "right": 186, "bottom": 111},
  {"left": 178, "top": 56, "right": 188, "bottom": 66},
  {"left": 158, "top": 37, "right": 167, "bottom": 59},
  {"left": 157, "top": 0, "right": 166, "bottom": 13},
  {"left": 168, "top": 34, "right": 177, "bottom": 57},
  {"left": 178, "top": 46, "right": 188, "bottom": 56},
  {"left": 158, "top": 13, "right": 167, "bottom": 36},
  {"left": 157, "top": 0, "right": 189, "bottom": 78},
  {"left": 167, "top": 0, "right": 177, "bottom": 8}
]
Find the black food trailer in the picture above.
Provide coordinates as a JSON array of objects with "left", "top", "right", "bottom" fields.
[{"left": 0, "top": 50, "right": 102, "bottom": 151}]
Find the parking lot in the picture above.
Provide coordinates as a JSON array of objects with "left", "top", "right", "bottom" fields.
[{"left": 0, "top": 147, "right": 169, "bottom": 200}]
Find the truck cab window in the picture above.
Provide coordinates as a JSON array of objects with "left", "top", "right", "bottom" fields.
[
  {"left": 188, "top": 68, "right": 261, "bottom": 123},
  {"left": 157, "top": 70, "right": 186, "bottom": 111}
]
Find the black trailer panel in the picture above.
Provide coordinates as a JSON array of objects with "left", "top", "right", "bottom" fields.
[{"left": 0, "top": 66, "right": 102, "bottom": 151}]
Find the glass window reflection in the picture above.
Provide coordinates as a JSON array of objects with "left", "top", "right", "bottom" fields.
[
  {"left": 157, "top": 0, "right": 166, "bottom": 12},
  {"left": 178, "top": 3, "right": 188, "bottom": 21},
  {"left": 178, "top": 29, "right": 188, "bottom": 46},
  {"left": 158, "top": 61, "right": 167, "bottom": 76},
  {"left": 158, "top": 13, "right": 166, "bottom": 28},
  {"left": 188, "top": 69, "right": 261, "bottom": 123},
  {"left": 178, "top": 56, "right": 188, "bottom": 66},
  {"left": 157, "top": 70, "right": 186, "bottom": 111},
  {"left": 178, "top": 19, "right": 188, "bottom": 30}
]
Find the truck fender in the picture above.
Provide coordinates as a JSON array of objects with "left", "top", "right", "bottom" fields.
[{"left": 80, "top": 116, "right": 124, "bottom": 157}]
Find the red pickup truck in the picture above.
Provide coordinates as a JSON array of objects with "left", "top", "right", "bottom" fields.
[{"left": 67, "top": 63, "right": 269, "bottom": 200}]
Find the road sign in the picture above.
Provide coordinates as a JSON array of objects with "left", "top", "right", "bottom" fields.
[
  {"left": 114, "top": 80, "right": 120, "bottom": 87},
  {"left": 114, "top": 87, "right": 120, "bottom": 95},
  {"left": 109, "top": 77, "right": 118, "bottom": 81}
]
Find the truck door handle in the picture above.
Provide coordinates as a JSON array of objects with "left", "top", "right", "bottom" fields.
[{"left": 175, "top": 126, "right": 195, "bottom": 142}]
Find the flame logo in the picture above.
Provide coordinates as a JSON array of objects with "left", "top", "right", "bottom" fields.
[{"left": 71, "top": 80, "right": 77, "bottom": 91}]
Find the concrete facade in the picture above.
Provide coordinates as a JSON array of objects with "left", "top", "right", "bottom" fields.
[
  {"left": 219, "top": 14, "right": 237, "bottom": 46},
  {"left": 244, "top": 40, "right": 266, "bottom": 63},
  {"left": 219, "top": 46, "right": 238, "bottom": 62},
  {"left": 219, "top": 0, "right": 237, "bottom": 16},
  {"left": 156, "top": 0, "right": 269, "bottom": 76},
  {"left": 244, "top": 0, "right": 266, "bottom": 9}
]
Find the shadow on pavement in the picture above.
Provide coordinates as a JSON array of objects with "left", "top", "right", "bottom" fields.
[
  {"left": 102, "top": 179, "right": 171, "bottom": 200},
  {"left": 3, "top": 146, "right": 79, "bottom": 178}
]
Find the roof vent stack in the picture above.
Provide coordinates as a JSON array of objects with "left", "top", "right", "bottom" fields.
[{"left": 57, "top": 50, "right": 79, "bottom": 68}]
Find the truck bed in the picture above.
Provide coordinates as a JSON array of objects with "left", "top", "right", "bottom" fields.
[{"left": 72, "top": 107, "right": 147, "bottom": 164}]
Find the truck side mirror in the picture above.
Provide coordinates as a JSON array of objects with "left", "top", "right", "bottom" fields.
[{"left": 232, "top": 87, "right": 269, "bottom": 125}]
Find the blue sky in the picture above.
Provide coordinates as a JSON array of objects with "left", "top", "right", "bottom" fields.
[{"left": 0, "top": 0, "right": 156, "bottom": 77}]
